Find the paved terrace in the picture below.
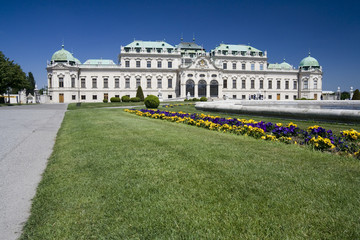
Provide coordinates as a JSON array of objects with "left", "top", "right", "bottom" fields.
[{"left": 0, "top": 104, "right": 67, "bottom": 240}]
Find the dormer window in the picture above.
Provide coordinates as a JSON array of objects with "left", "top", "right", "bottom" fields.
[
  {"left": 136, "top": 48, "right": 140, "bottom": 53},
  {"left": 157, "top": 48, "right": 161, "bottom": 53}
]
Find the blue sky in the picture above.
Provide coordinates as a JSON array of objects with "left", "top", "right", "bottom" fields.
[{"left": 1, "top": 0, "right": 359, "bottom": 91}]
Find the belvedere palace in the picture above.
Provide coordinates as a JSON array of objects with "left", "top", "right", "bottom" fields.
[{"left": 47, "top": 39, "right": 323, "bottom": 103}]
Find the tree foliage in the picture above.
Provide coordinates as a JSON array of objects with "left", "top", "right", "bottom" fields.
[
  {"left": 0, "top": 51, "right": 28, "bottom": 99},
  {"left": 136, "top": 86, "right": 144, "bottom": 101},
  {"left": 340, "top": 91, "right": 350, "bottom": 100},
  {"left": 26, "top": 72, "right": 36, "bottom": 95},
  {"left": 352, "top": 89, "right": 360, "bottom": 100}
]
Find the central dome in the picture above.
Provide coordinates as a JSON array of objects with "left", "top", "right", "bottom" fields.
[
  {"left": 51, "top": 45, "right": 80, "bottom": 64},
  {"left": 299, "top": 53, "right": 319, "bottom": 68}
]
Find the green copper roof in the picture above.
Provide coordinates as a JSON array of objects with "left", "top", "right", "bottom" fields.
[
  {"left": 176, "top": 42, "right": 203, "bottom": 50},
  {"left": 213, "top": 44, "right": 262, "bottom": 53},
  {"left": 51, "top": 45, "right": 76, "bottom": 62},
  {"left": 74, "top": 58, "right": 81, "bottom": 64},
  {"left": 280, "top": 60, "right": 292, "bottom": 70},
  {"left": 125, "top": 40, "right": 174, "bottom": 49},
  {"left": 83, "top": 59, "right": 115, "bottom": 65},
  {"left": 268, "top": 60, "right": 293, "bottom": 70},
  {"left": 299, "top": 53, "right": 319, "bottom": 67}
]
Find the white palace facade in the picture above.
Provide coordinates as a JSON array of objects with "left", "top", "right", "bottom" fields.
[{"left": 47, "top": 39, "right": 323, "bottom": 103}]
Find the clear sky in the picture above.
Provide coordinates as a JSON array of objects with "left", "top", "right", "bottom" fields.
[{"left": 1, "top": 0, "right": 359, "bottom": 91}]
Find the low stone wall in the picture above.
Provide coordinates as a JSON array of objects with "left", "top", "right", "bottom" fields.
[{"left": 195, "top": 100, "right": 360, "bottom": 122}]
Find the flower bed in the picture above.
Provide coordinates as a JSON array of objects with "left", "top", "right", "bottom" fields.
[{"left": 125, "top": 109, "right": 360, "bottom": 159}]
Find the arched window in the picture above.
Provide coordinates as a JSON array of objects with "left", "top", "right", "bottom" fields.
[
  {"left": 198, "top": 80, "right": 207, "bottom": 97},
  {"left": 186, "top": 80, "right": 195, "bottom": 97},
  {"left": 210, "top": 80, "right": 219, "bottom": 97}
]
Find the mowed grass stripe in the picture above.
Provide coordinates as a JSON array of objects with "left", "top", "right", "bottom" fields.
[{"left": 21, "top": 108, "right": 360, "bottom": 239}]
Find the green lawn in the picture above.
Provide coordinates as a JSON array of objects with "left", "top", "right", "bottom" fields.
[{"left": 21, "top": 108, "right": 360, "bottom": 239}]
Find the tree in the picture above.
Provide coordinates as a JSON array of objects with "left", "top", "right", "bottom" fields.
[
  {"left": 341, "top": 91, "right": 350, "bottom": 100},
  {"left": 136, "top": 86, "right": 144, "bottom": 101},
  {"left": 0, "top": 51, "right": 28, "bottom": 103},
  {"left": 26, "top": 72, "right": 36, "bottom": 95},
  {"left": 352, "top": 89, "right": 360, "bottom": 100}
]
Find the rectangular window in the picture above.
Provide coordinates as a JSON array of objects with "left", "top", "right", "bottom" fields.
[
  {"left": 115, "top": 95, "right": 119, "bottom": 98},
  {"left": 251, "top": 80, "right": 255, "bottom": 89},
  {"left": 59, "top": 77, "right": 64, "bottom": 88},
  {"left": 233, "top": 95, "right": 236, "bottom": 99},
  {"left": 304, "top": 80, "right": 308, "bottom": 89},
  {"left": 251, "top": 63, "right": 255, "bottom": 70},
  {"left": 168, "top": 94, "right": 172, "bottom": 98},
  {"left": 168, "top": 61, "right": 172, "bottom": 68},
  {"left": 92, "top": 78, "right": 97, "bottom": 88},
  {"left": 81, "top": 78, "right": 85, "bottom": 88},
  {"left": 223, "top": 62, "right": 227, "bottom": 69},
  {"left": 223, "top": 79, "right": 227, "bottom": 88},
  {"left": 125, "top": 78, "right": 130, "bottom": 88},
  {"left": 71, "top": 77, "right": 75, "bottom": 88},
  {"left": 104, "top": 78, "right": 108, "bottom": 88},
  {"left": 125, "top": 60, "right": 130, "bottom": 67},
  {"left": 72, "top": 95, "right": 76, "bottom": 100},
  {"left": 147, "top": 79, "right": 151, "bottom": 88},
  {"left": 260, "top": 80, "right": 263, "bottom": 89},
  {"left": 293, "top": 81, "right": 297, "bottom": 90},
  {"left": 104, "top": 93, "right": 108, "bottom": 100},
  {"left": 268, "top": 95, "right": 272, "bottom": 100},
  {"left": 81, "top": 95, "right": 86, "bottom": 100},
  {"left": 115, "top": 78, "right": 119, "bottom": 88},
  {"left": 157, "top": 79, "right": 162, "bottom": 88},
  {"left": 136, "top": 60, "right": 140, "bottom": 68},
  {"left": 232, "top": 79, "right": 236, "bottom": 89},
  {"left": 268, "top": 80, "right": 272, "bottom": 89},
  {"left": 147, "top": 61, "right": 151, "bottom": 68},
  {"left": 260, "top": 64, "right": 264, "bottom": 70},
  {"left": 242, "top": 63, "right": 246, "bottom": 70},
  {"left": 92, "top": 95, "right": 97, "bottom": 100},
  {"left": 232, "top": 63, "right": 236, "bottom": 70},
  {"left": 157, "top": 61, "right": 162, "bottom": 68},
  {"left": 136, "top": 78, "right": 140, "bottom": 88},
  {"left": 168, "top": 79, "right": 172, "bottom": 88},
  {"left": 314, "top": 80, "right": 318, "bottom": 89},
  {"left": 242, "top": 80, "right": 246, "bottom": 89},
  {"left": 242, "top": 95, "right": 246, "bottom": 100},
  {"left": 285, "top": 95, "right": 289, "bottom": 100},
  {"left": 277, "top": 80, "right": 281, "bottom": 89},
  {"left": 293, "top": 95, "right": 297, "bottom": 100},
  {"left": 285, "top": 81, "right": 289, "bottom": 90}
]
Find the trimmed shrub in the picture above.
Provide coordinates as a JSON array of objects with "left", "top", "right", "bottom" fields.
[
  {"left": 110, "top": 97, "right": 120, "bottom": 102},
  {"left": 192, "top": 98, "right": 199, "bottom": 101},
  {"left": 184, "top": 99, "right": 189, "bottom": 102},
  {"left": 121, "top": 96, "right": 130, "bottom": 102},
  {"left": 130, "top": 97, "right": 141, "bottom": 102},
  {"left": 103, "top": 99, "right": 108, "bottom": 103},
  {"left": 200, "top": 97, "right": 208, "bottom": 101},
  {"left": 136, "top": 86, "right": 145, "bottom": 101},
  {"left": 144, "top": 95, "right": 160, "bottom": 108},
  {"left": 352, "top": 89, "right": 360, "bottom": 100}
]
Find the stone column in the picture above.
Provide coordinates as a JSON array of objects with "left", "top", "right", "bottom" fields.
[
  {"left": 194, "top": 84, "right": 198, "bottom": 98},
  {"left": 181, "top": 84, "right": 186, "bottom": 98},
  {"left": 206, "top": 83, "right": 210, "bottom": 98}
]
